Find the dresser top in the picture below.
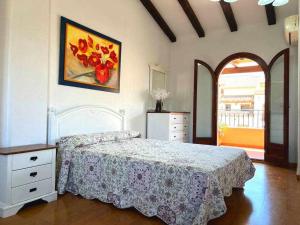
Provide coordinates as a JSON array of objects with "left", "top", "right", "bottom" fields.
[
  {"left": 0, "top": 144, "right": 57, "bottom": 155},
  {"left": 147, "top": 111, "right": 190, "bottom": 114}
]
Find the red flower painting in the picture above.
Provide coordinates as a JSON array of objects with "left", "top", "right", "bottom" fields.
[
  {"left": 59, "top": 17, "right": 121, "bottom": 93},
  {"left": 69, "top": 35, "right": 119, "bottom": 84},
  {"left": 78, "top": 39, "right": 88, "bottom": 53},
  {"left": 95, "top": 64, "right": 110, "bottom": 84}
]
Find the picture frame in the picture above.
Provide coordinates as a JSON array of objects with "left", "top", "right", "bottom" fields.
[{"left": 59, "top": 16, "right": 122, "bottom": 93}]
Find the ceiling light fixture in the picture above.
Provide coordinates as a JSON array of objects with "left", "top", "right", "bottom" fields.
[
  {"left": 257, "top": 0, "right": 275, "bottom": 5},
  {"left": 210, "top": 0, "right": 289, "bottom": 6},
  {"left": 272, "top": 0, "right": 289, "bottom": 6}
]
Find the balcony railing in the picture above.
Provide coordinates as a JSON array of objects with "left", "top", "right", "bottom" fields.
[{"left": 218, "top": 110, "right": 264, "bottom": 129}]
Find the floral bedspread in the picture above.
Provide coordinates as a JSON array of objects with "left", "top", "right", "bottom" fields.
[{"left": 57, "top": 131, "right": 255, "bottom": 225}]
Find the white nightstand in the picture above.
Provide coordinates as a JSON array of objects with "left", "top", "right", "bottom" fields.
[
  {"left": 0, "top": 144, "right": 57, "bottom": 218},
  {"left": 147, "top": 112, "right": 190, "bottom": 142}
]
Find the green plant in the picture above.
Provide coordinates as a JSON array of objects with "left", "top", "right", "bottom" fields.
[{"left": 218, "top": 123, "right": 228, "bottom": 137}]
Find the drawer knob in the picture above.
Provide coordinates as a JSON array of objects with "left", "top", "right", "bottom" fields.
[
  {"left": 30, "top": 172, "right": 38, "bottom": 177},
  {"left": 174, "top": 136, "right": 176, "bottom": 138},
  {"left": 29, "top": 188, "right": 37, "bottom": 193},
  {"left": 30, "top": 156, "right": 38, "bottom": 161},
  {"left": 174, "top": 126, "right": 176, "bottom": 129}
]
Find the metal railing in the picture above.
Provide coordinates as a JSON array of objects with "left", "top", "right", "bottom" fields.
[{"left": 218, "top": 110, "right": 264, "bottom": 129}]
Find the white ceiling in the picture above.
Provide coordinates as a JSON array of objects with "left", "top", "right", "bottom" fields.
[{"left": 150, "top": 0, "right": 298, "bottom": 38}]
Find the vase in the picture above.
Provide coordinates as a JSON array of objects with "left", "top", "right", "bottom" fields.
[{"left": 155, "top": 100, "right": 163, "bottom": 112}]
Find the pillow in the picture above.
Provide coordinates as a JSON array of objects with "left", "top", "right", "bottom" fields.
[
  {"left": 58, "top": 130, "right": 141, "bottom": 150},
  {"left": 109, "top": 130, "right": 141, "bottom": 141}
]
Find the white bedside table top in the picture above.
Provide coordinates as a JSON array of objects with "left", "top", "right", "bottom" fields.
[{"left": 0, "top": 144, "right": 57, "bottom": 155}]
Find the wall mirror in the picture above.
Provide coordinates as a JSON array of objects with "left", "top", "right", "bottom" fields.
[{"left": 149, "top": 64, "right": 167, "bottom": 93}]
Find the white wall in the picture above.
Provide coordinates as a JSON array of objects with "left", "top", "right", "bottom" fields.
[
  {"left": 168, "top": 20, "right": 298, "bottom": 163},
  {"left": 0, "top": 0, "right": 298, "bottom": 164},
  {"left": 0, "top": 0, "right": 10, "bottom": 146},
  {"left": 48, "top": 0, "right": 171, "bottom": 137},
  {"left": 0, "top": 0, "right": 50, "bottom": 146},
  {"left": 0, "top": 0, "right": 171, "bottom": 146}
]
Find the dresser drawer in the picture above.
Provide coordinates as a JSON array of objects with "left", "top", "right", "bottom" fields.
[
  {"left": 169, "top": 123, "right": 189, "bottom": 132},
  {"left": 11, "top": 178, "right": 52, "bottom": 204},
  {"left": 12, "top": 164, "right": 52, "bottom": 187},
  {"left": 169, "top": 131, "right": 189, "bottom": 141},
  {"left": 12, "top": 150, "right": 53, "bottom": 170},
  {"left": 169, "top": 114, "right": 189, "bottom": 124}
]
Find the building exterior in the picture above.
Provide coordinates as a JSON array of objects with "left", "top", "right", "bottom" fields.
[{"left": 218, "top": 72, "right": 265, "bottom": 129}]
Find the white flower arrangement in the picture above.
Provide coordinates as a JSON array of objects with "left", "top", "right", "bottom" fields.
[{"left": 150, "top": 88, "right": 170, "bottom": 101}]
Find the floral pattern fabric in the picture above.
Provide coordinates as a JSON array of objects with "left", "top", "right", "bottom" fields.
[{"left": 57, "top": 132, "right": 255, "bottom": 225}]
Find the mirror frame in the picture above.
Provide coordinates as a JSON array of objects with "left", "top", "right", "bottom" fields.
[{"left": 149, "top": 64, "right": 167, "bottom": 93}]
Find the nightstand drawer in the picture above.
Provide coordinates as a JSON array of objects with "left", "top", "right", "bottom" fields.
[
  {"left": 11, "top": 178, "right": 52, "bottom": 204},
  {"left": 12, "top": 164, "right": 52, "bottom": 187},
  {"left": 169, "top": 114, "right": 189, "bottom": 124},
  {"left": 169, "top": 123, "right": 189, "bottom": 132},
  {"left": 169, "top": 131, "right": 188, "bottom": 141},
  {"left": 12, "top": 150, "right": 52, "bottom": 170}
]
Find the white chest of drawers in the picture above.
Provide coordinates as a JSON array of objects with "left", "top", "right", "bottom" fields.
[
  {"left": 0, "top": 144, "right": 57, "bottom": 218},
  {"left": 147, "top": 112, "right": 190, "bottom": 142}
]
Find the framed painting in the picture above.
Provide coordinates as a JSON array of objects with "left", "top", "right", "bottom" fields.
[{"left": 59, "top": 17, "right": 122, "bottom": 93}]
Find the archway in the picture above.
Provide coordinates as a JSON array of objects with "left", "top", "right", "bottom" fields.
[
  {"left": 215, "top": 55, "right": 268, "bottom": 160},
  {"left": 193, "top": 49, "right": 289, "bottom": 165}
]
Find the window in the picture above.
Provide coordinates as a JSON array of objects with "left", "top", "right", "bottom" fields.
[
  {"left": 241, "top": 104, "right": 253, "bottom": 111},
  {"left": 225, "top": 104, "right": 231, "bottom": 111}
]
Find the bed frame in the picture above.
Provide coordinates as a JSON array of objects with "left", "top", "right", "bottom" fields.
[{"left": 47, "top": 105, "right": 125, "bottom": 144}]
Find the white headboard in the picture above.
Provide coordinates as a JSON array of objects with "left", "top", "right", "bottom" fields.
[{"left": 47, "top": 105, "right": 125, "bottom": 144}]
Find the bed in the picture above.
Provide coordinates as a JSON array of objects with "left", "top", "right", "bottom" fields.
[{"left": 49, "top": 106, "right": 255, "bottom": 225}]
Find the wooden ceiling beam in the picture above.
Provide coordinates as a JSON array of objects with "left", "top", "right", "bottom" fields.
[
  {"left": 265, "top": 4, "right": 276, "bottom": 25},
  {"left": 219, "top": 0, "right": 238, "bottom": 32},
  {"left": 140, "top": 0, "right": 176, "bottom": 42},
  {"left": 177, "top": 0, "right": 205, "bottom": 38}
]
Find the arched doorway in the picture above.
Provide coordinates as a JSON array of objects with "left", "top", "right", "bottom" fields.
[
  {"left": 215, "top": 54, "right": 268, "bottom": 160},
  {"left": 193, "top": 49, "right": 289, "bottom": 165}
]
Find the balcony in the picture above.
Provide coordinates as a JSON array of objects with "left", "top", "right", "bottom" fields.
[
  {"left": 218, "top": 109, "right": 264, "bottom": 129},
  {"left": 218, "top": 110, "right": 264, "bottom": 159}
]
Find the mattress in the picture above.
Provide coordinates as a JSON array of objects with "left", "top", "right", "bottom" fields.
[{"left": 57, "top": 131, "right": 255, "bottom": 225}]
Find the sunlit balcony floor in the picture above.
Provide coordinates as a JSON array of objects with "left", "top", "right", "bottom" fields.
[{"left": 221, "top": 145, "right": 264, "bottom": 160}]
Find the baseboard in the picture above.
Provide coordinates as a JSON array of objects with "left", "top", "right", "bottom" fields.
[
  {"left": 288, "top": 163, "right": 297, "bottom": 170},
  {"left": 251, "top": 159, "right": 264, "bottom": 163}
]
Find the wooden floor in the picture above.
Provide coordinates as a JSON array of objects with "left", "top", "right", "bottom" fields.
[{"left": 0, "top": 163, "right": 299, "bottom": 225}]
